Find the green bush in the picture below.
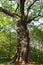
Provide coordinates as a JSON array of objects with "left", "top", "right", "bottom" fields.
[{"left": 28, "top": 47, "right": 43, "bottom": 63}]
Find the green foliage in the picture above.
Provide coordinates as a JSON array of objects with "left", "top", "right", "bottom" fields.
[
  {"left": 25, "top": 0, "right": 43, "bottom": 19},
  {"left": 30, "top": 26, "right": 43, "bottom": 44},
  {"left": 0, "top": 31, "right": 17, "bottom": 59},
  {"left": 28, "top": 47, "right": 43, "bottom": 63}
]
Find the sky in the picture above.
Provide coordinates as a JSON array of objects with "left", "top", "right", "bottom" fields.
[{"left": 33, "top": 18, "right": 43, "bottom": 26}]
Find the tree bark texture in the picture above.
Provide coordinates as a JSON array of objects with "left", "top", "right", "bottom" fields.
[
  {"left": 12, "top": 0, "right": 30, "bottom": 65},
  {"left": 12, "top": 18, "right": 30, "bottom": 65}
]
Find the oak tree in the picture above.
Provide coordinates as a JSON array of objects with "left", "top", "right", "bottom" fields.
[{"left": 0, "top": 0, "right": 43, "bottom": 65}]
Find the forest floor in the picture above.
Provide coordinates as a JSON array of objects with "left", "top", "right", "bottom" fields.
[
  {"left": 0, "top": 62, "right": 43, "bottom": 65},
  {"left": 0, "top": 58, "right": 43, "bottom": 65},
  {"left": 0, "top": 64, "right": 43, "bottom": 65}
]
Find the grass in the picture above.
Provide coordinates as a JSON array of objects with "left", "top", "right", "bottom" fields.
[
  {"left": 0, "top": 58, "right": 43, "bottom": 65},
  {"left": 0, "top": 58, "right": 11, "bottom": 65},
  {"left": 0, "top": 62, "right": 43, "bottom": 65},
  {"left": 0, "top": 63, "right": 43, "bottom": 65}
]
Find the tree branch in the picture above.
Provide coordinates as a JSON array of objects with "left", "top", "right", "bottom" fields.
[
  {"left": 27, "top": 12, "right": 41, "bottom": 23},
  {"left": 0, "top": 7, "right": 21, "bottom": 18},
  {"left": 29, "top": 14, "right": 40, "bottom": 21},
  {"left": 20, "top": 0, "right": 25, "bottom": 16},
  {"left": 27, "top": 0, "right": 38, "bottom": 13},
  {"left": 15, "top": 4, "right": 19, "bottom": 12}
]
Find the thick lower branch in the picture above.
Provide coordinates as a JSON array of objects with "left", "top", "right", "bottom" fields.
[{"left": 0, "top": 7, "right": 20, "bottom": 18}]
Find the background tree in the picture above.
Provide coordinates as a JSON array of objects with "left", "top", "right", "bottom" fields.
[{"left": 0, "top": 0, "right": 43, "bottom": 65}]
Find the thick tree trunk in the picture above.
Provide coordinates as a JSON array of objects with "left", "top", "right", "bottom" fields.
[
  {"left": 12, "top": 0, "right": 30, "bottom": 65},
  {"left": 12, "top": 19, "right": 30, "bottom": 65}
]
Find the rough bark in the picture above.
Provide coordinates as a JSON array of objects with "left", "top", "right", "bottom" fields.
[
  {"left": 12, "top": 18, "right": 30, "bottom": 65},
  {"left": 11, "top": 0, "right": 30, "bottom": 65}
]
